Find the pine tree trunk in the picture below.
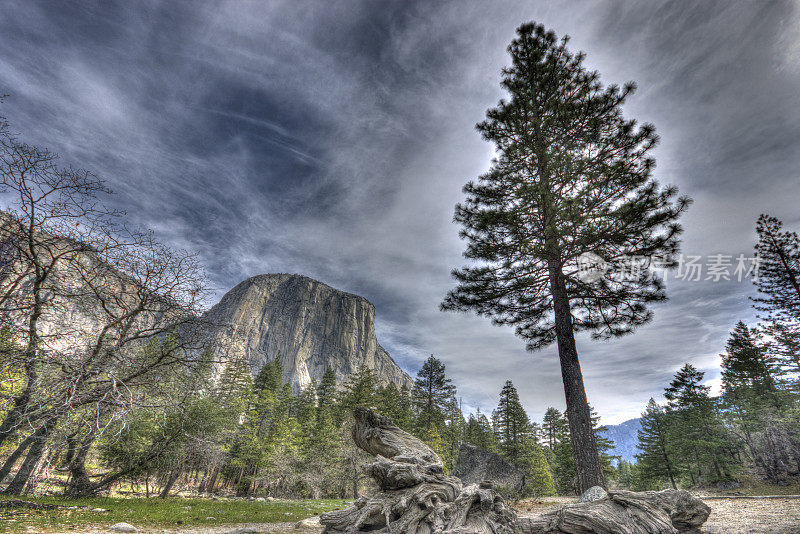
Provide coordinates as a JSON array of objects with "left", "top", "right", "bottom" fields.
[
  {"left": 548, "top": 261, "right": 605, "bottom": 493},
  {"left": 663, "top": 451, "right": 677, "bottom": 490}
]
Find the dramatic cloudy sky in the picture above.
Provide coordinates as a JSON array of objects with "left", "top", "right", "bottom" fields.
[{"left": 2, "top": 1, "right": 799, "bottom": 424}]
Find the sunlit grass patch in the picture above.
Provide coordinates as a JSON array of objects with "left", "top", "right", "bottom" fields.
[{"left": 0, "top": 496, "right": 346, "bottom": 532}]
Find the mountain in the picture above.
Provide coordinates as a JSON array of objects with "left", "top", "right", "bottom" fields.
[
  {"left": 204, "top": 273, "right": 414, "bottom": 391},
  {"left": 600, "top": 417, "right": 642, "bottom": 464}
]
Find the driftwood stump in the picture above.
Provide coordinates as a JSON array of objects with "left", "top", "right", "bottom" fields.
[
  {"left": 320, "top": 408, "right": 711, "bottom": 534},
  {"left": 320, "top": 407, "right": 517, "bottom": 533}
]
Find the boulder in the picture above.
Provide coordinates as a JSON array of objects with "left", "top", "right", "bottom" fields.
[
  {"left": 453, "top": 442, "right": 526, "bottom": 494},
  {"left": 107, "top": 524, "right": 138, "bottom": 533},
  {"left": 578, "top": 485, "right": 608, "bottom": 503},
  {"left": 295, "top": 517, "right": 321, "bottom": 528}
]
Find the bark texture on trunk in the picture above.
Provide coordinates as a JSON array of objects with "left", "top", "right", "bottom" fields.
[
  {"left": 320, "top": 408, "right": 517, "bottom": 534},
  {"left": 548, "top": 261, "right": 605, "bottom": 493}
]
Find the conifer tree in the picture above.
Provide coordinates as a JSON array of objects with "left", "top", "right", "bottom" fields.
[
  {"left": 254, "top": 357, "right": 283, "bottom": 395},
  {"left": 721, "top": 322, "right": 779, "bottom": 405},
  {"left": 753, "top": 215, "right": 800, "bottom": 323},
  {"left": 636, "top": 398, "right": 677, "bottom": 489},
  {"left": 517, "top": 436, "right": 557, "bottom": 497},
  {"left": 442, "top": 22, "right": 690, "bottom": 492},
  {"left": 494, "top": 381, "right": 533, "bottom": 463},
  {"left": 768, "top": 321, "right": 800, "bottom": 386},
  {"left": 665, "top": 364, "right": 737, "bottom": 484},
  {"left": 316, "top": 367, "right": 337, "bottom": 428},
  {"left": 542, "top": 407, "right": 566, "bottom": 450},
  {"left": 544, "top": 407, "right": 615, "bottom": 494},
  {"left": 465, "top": 410, "right": 498, "bottom": 452},
  {"left": 413, "top": 355, "right": 456, "bottom": 433},
  {"left": 338, "top": 365, "right": 376, "bottom": 419}
]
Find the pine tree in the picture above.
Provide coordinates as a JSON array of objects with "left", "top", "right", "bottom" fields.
[
  {"left": 413, "top": 355, "right": 456, "bottom": 433},
  {"left": 544, "top": 407, "right": 614, "bottom": 494},
  {"left": 753, "top": 215, "right": 800, "bottom": 323},
  {"left": 395, "top": 385, "right": 415, "bottom": 432},
  {"left": 517, "top": 436, "right": 557, "bottom": 497},
  {"left": 338, "top": 365, "right": 376, "bottom": 419},
  {"left": 767, "top": 321, "right": 800, "bottom": 386},
  {"left": 721, "top": 322, "right": 779, "bottom": 405},
  {"left": 636, "top": 398, "right": 677, "bottom": 489},
  {"left": 494, "top": 381, "right": 533, "bottom": 463},
  {"left": 254, "top": 357, "right": 283, "bottom": 395},
  {"left": 465, "top": 410, "right": 498, "bottom": 452},
  {"left": 441, "top": 394, "right": 465, "bottom": 471},
  {"left": 442, "top": 22, "right": 690, "bottom": 492},
  {"left": 542, "top": 408, "right": 566, "bottom": 450},
  {"left": 665, "top": 364, "right": 737, "bottom": 484},
  {"left": 316, "top": 367, "right": 337, "bottom": 428}
]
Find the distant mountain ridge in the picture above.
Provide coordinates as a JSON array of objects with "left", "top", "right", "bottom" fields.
[
  {"left": 600, "top": 417, "right": 642, "bottom": 464},
  {"left": 203, "top": 273, "right": 414, "bottom": 391}
]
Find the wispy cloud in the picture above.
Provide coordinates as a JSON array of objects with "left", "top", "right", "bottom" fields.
[{"left": 0, "top": 0, "right": 797, "bottom": 424}]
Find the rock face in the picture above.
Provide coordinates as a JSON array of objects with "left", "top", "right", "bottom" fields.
[
  {"left": 600, "top": 417, "right": 642, "bottom": 465},
  {"left": 204, "top": 274, "right": 413, "bottom": 391},
  {"left": 453, "top": 442, "right": 526, "bottom": 495}
]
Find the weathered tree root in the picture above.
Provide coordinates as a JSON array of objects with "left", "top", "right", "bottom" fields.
[
  {"left": 516, "top": 488, "right": 711, "bottom": 534},
  {"left": 321, "top": 408, "right": 711, "bottom": 534},
  {"left": 320, "top": 408, "right": 517, "bottom": 533}
]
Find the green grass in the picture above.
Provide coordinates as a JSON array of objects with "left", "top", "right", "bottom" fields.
[{"left": 0, "top": 496, "right": 347, "bottom": 532}]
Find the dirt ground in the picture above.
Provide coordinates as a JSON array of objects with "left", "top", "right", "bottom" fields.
[
  {"left": 700, "top": 497, "right": 800, "bottom": 533},
  {"left": 514, "top": 495, "right": 800, "bottom": 534},
  {"left": 37, "top": 496, "right": 800, "bottom": 533}
]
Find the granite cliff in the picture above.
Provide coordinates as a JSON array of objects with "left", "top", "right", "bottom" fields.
[{"left": 204, "top": 273, "right": 413, "bottom": 391}]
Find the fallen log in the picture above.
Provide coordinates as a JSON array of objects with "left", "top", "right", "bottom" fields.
[
  {"left": 320, "top": 407, "right": 517, "bottom": 533},
  {"left": 517, "top": 486, "right": 711, "bottom": 534},
  {"left": 321, "top": 408, "right": 711, "bottom": 534}
]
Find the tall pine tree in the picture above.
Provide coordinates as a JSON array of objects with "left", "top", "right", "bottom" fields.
[
  {"left": 636, "top": 398, "right": 677, "bottom": 489},
  {"left": 442, "top": 22, "right": 690, "bottom": 492},
  {"left": 665, "top": 364, "right": 737, "bottom": 484},
  {"left": 494, "top": 381, "right": 533, "bottom": 463},
  {"left": 413, "top": 355, "right": 456, "bottom": 433}
]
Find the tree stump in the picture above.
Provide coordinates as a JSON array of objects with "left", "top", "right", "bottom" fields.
[{"left": 320, "top": 408, "right": 517, "bottom": 533}]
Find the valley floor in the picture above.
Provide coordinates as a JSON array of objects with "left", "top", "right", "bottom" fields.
[{"left": 3, "top": 495, "right": 800, "bottom": 533}]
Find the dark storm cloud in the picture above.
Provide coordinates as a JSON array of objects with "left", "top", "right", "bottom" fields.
[{"left": 1, "top": 0, "right": 798, "bottom": 424}]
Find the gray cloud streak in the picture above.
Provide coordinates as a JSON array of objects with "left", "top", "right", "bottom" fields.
[{"left": 0, "top": 0, "right": 797, "bottom": 424}]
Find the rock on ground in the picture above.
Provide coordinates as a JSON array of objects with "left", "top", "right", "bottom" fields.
[
  {"left": 577, "top": 485, "right": 608, "bottom": 503},
  {"left": 294, "top": 517, "right": 321, "bottom": 529},
  {"left": 108, "top": 524, "right": 138, "bottom": 533}
]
